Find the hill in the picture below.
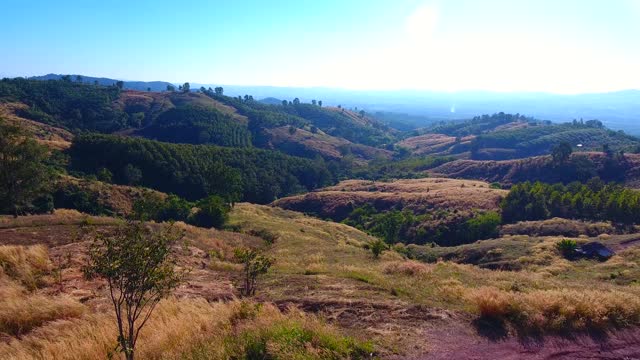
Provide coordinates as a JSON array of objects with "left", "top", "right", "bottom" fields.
[
  {"left": 401, "top": 113, "right": 640, "bottom": 160},
  {"left": 273, "top": 178, "right": 505, "bottom": 246},
  {"left": 430, "top": 152, "right": 640, "bottom": 187},
  {"left": 29, "top": 74, "right": 174, "bottom": 92},
  {"left": 0, "top": 102, "right": 72, "bottom": 150}
]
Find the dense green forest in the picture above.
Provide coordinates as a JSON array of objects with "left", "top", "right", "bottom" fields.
[
  {"left": 67, "top": 134, "right": 335, "bottom": 203},
  {"left": 137, "top": 107, "right": 252, "bottom": 147},
  {"left": 501, "top": 179, "right": 640, "bottom": 225},
  {"left": 0, "top": 78, "right": 129, "bottom": 132}
]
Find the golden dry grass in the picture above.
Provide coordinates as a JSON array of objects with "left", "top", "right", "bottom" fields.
[
  {"left": 0, "top": 209, "right": 120, "bottom": 229},
  {"left": 0, "top": 245, "right": 51, "bottom": 289},
  {"left": 273, "top": 178, "right": 506, "bottom": 220},
  {"left": 469, "top": 287, "right": 640, "bottom": 332},
  {"left": 0, "top": 280, "right": 86, "bottom": 336}
]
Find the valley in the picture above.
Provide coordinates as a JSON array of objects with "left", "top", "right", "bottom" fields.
[{"left": 2, "top": 77, "right": 640, "bottom": 359}]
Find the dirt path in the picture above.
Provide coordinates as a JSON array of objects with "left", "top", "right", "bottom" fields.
[{"left": 420, "top": 326, "right": 640, "bottom": 359}]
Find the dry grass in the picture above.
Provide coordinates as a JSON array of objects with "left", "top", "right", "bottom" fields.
[
  {"left": 0, "top": 299, "right": 370, "bottom": 360},
  {"left": 273, "top": 178, "right": 506, "bottom": 220},
  {"left": 501, "top": 218, "right": 616, "bottom": 237},
  {"left": 0, "top": 280, "right": 86, "bottom": 336},
  {"left": 0, "top": 245, "right": 51, "bottom": 289},
  {"left": 0, "top": 209, "right": 120, "bottom": 229},
  {"left": 383, "top": 260, "right": 431, "bottom": 276},
  {"left": 469, "top": 287, "right": 640, "bottom": 332}
]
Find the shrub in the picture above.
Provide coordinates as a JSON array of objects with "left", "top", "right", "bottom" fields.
[
  {"left": 189, "top": 195, "right": 230, "bottom": 229},
  {"left": 556, "top": 238, "right": 578, "bottom": 258},
  {"left": 383, "top": 261, "right": 430, "bottom": 276},
  {"left": 370, "top": 239, "right": 387, "bottom": 258},
  {"left": 248, "top": 228, "right": 279, "bottom": 245}
]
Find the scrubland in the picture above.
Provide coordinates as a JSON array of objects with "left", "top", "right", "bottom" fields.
[{"left": 2, "top": 205, "right": 640, "bottom": 358}]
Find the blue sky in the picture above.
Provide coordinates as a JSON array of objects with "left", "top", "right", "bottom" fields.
[{"left": 1, "top": 0, "right": 639, "bottom": 93}]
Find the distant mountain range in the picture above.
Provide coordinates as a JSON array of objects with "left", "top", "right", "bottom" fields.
[
  {"left": 24, "top": 74, "right": 640, "bottom": 134},
  {"left": 29, "top": 74, "right": 173, "bottom": 92}
]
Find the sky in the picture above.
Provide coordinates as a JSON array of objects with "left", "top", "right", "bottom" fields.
[{"left": 1, "top": 0, "right": 639, "bottom": 93}]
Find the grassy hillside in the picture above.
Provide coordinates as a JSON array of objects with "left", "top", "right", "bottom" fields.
[
  {"left": 430, "top": 152, "right": 640, "bottom": 187},
  {"left": 402, "top": 113, "right": 640, "bottom": 160},
  {"left": 273, "top": 178, "right": 506, "bottom": 246},
  {"left": 3, "top": 204, "right": 640, "bottom": 358}
]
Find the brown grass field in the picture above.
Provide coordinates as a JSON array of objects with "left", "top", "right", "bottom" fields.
[{"left": 273, "top": 177, "right": 506, "bottom": 220}]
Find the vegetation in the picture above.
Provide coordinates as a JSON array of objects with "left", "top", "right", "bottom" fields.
[
  {"left": 67, "top": 134, "right": 334, "bottom": 203},
  {"left": 0, "top": 119, "right": 52, "bottom": 216},
  {"left": 502, "top": 179, "right": 640, "bottom": 224},
  {"left": 343, "top": 205, "right": 501, "bottom": 246},
  {"left": 234, "top": 248, "right": 273, "bottom": 297},
  {"left": 0, "top": 78, "right": 127, "bottom": 132},
  {"left": 555, "top": 238, "right": 578, "bottom": 258},
  {"left": 138, "top": 106, "right": 251, "bottom": 147},
  {"left": 83, "top": 221, "right": 184, "bottom": 360}
]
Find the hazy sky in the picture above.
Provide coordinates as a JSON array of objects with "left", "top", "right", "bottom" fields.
[{"left": 2, "top": 0, "right": 639, "bottom": 93}]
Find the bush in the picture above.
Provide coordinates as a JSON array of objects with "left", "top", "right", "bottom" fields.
[
  {"left": 189, "top": 195, "right": 230, "bottom": 229},
  {"left": 556, "top": 238, "right": 578, "bottom": 258},
  {"left": 370, "top": 239, "right": 387, "bottom": 259}
]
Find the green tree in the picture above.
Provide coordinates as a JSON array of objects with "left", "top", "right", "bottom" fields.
[
  {"left": 182, "top": 82, "right": 190, "bottom": 92},
  {"left": 166, "top": 84, "right": 175, "bottom": 92},
  {"left": 0, "top": 120, "right": 51, "bottom": 216},
  {"left": 293, "top": 98, "right": 300, "bottom": 105},
  {"left": 115, "top": 81, "right": 124, "bottom": 90},
  {"left": 123, "top": 164, "right": 143, "bottom": 185},
  {"left": 234, "top": 248, "right": 273, "bottom": 296},
  {"left": 311, "top": 99, "right": 317, "bottom": 106},
  {"left": 97, "top": 168, "right": 113, "bottom": 183},
  {"left": 214, "top": 86, "right": 224, "bottom": 95},
  {"left": 189, "top": 195, "right": 230, "bottom": 228},
  {"left": 551, "top": 142, "right": 573, "bottom": 164},
  {"left": 318, "top": 100, "right": 323, "bottom": 107},
  {"left": 83, "top": 222, "right": 183, "bottom": 360},
  {"left": 76, "top": 75, "right": 83, "bottom": 83}
]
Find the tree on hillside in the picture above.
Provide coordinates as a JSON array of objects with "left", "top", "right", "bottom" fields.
[
  {"left": 359, "top": 110, "right": 366, "bottom": 118},
  {"left": 76, "top": 75, "right": 83, "bottom": 83},
  {"left": 0, "top": 119, "right": 51, "bottom": 217},
  {"left": 200, "top": 86, "right": 206, "bottom": 93},
  {"left": 166, "top": 84, "right": 175, "bottom": 92},
  {"left": 282, "top": 100, "right": 288, "bottom": 106},
  {"left": 61, "top": 75, "right": 72, "bottom": 82},
  {"left": 116, "top": 81, "right": 124, "bottom": 90},
  {"left": 214, "top": 86, "right": 224, "bottom": 95},
  {"left": 552, "top": 141, "right": 572, "bottom": 164},
  {"left": 83, "top": 222, "right": 183, "bottom": 360},
  {"left": 293, "top": 98, "right": 300, "bottom": 105},
  {"left": 318, "top": 100, "right": 323, "bottom": 107},
  {"left": 182, "top": 82, "right": 190, "bottom": 92},
  {"left": 312, "top": 99, "right": 317, "bottom": 106},
  {"left": 234, "top": 247, "right": 273, "bottom": 296}
]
